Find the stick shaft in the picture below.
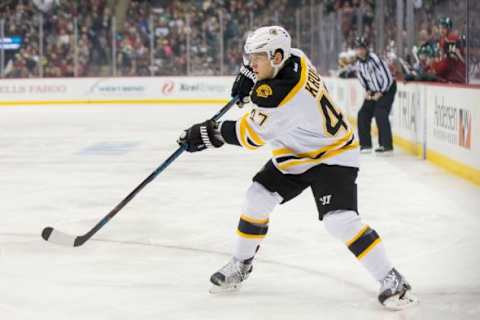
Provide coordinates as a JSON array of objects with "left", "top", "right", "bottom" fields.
[{"left": 73, "top": 97, "right": 239, "bottom": 246}]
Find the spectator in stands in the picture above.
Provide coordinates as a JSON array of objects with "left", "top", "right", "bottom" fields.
[
  {"left": 337, "top": 49, "right": 357, "bottom": 78},
  {"left": 413, "top": 45, "right": 439, "bottom": 81},
  {"left": 384, "top": 40, "right": 415, "bottom": 82},
  {"left": 406, "top": 31, "right": 439, "bottom": 82},
  {"left": 416, "top": 29, "right": 437, "bottom": 59}
]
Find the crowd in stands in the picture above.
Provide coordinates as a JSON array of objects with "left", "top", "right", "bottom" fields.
[
  {"left": 323, "top": 0, "right": 375, "bottom": 48},
  {"left": 122, "top": 0, "right": 292, "bottom": 76},
  {"left": 1, "top": 0, "right": 110, "bottom": 77},
  {"left": 334, "top": 0, "right": 470, "bottom": 84},
  {"left": 0, "top": 0, "right": 474, "bottom": 84},
  {"left": 337, "top": 15, "right": 467, "bottom": 83},
  {"left": 398, "top": 17, "right": 466, "bottom": 83},
  {"left": 0, "top": 0, "right": 289, "bottom": 77}
]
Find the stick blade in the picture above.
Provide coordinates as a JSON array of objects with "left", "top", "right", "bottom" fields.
[{"left": 41, "top": 226, "right": 78, "bottom": 247}]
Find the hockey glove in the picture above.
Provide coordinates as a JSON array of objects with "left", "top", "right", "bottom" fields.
[
  {"left": 177, "top": 120, "right": 224, "bottom": 152},
  {"left": 231, "top": 64, "right": 256, "bottom": 106}
]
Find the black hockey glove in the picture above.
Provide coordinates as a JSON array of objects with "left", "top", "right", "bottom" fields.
[
  {"left": 231, "top": 64, "right": 256, "bottom": 106},
  {"left": 177, "top": 120, "right": 224, "bottom": 152}
]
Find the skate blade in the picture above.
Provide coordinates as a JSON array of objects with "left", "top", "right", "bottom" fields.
[
  {"left": 383, "top": 291, "right": 419, "bottom": 310},
  {"left": 209, "top": 283, "right": 242, "bottom": 294}
]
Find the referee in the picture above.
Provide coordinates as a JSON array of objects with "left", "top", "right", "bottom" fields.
[{"left": 354, "top": 37, "right": 396, "bottom": 154}]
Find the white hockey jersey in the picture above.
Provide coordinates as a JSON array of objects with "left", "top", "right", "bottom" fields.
[{"left": 233, "top": 49, "right": 359, "bottom": 174}]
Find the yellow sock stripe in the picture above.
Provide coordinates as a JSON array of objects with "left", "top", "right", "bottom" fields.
[
  {"left": 346, "top": 225, "right": 370, "bottom": 246},
  {"left": 240, "top": 214, "right": 269, "bottom": 225},
  {"left": 236, "top": 230, "right": 267, "bottom": 239},
  {"left": 357, "top": 238, "right": 382, "bottom": 260}
]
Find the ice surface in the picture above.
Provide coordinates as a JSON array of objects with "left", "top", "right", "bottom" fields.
[{"left": 0, "top": 105, "right": 479, "bottom": 320}]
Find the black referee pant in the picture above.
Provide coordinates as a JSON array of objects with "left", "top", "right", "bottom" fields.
[{"left": 357, "top": 81, "right": 396, "bottom": 150}]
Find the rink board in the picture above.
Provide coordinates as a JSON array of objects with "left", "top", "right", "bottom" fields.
[
  {"left": 324, "top": 78, "right": 480, "bottom": 185},
  {"left": 0, "top": 77, "right": 232, "bottom": 105},
  {"left": 0, "top": 76, "right": 479, "bottom": 185}
]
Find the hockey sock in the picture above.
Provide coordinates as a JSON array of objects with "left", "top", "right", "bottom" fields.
[
  {"left": 323, "top": 210, "right": 393, "bottom": 282},
  {"left": 233, "top": 182, "right": 282, "bottom": 261}
]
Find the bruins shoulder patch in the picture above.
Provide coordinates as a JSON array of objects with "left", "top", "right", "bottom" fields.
[
  {"left": 251, "top": 55, "right": 303, "bottom": 108},
  {"left": 256, "top": 84, "right": 273, "bottom": 98}
]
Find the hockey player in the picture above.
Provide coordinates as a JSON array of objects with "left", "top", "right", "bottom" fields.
[
  {"left": 431, "top": 17, "right": 466, "bottom": 83},
  {"left": 178, "top": 26, "right": 417, "bottom": 310}
]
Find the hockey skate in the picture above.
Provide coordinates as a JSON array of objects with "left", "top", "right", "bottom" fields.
[
  {"left": 378, "top": 268, "right": 418, "bottom": 310},
  {"left": 209, "top": 257, "right": 253, "bottom": 294},
  {"left": 360, "top": 146, "right": 372, "bottom": 154},
  {"left": 374, "top": 146, "right": 394, "bottom": 156}
]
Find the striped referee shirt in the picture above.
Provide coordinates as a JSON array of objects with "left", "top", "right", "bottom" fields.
[{"left": 355, "top": 52, "right": 393, "bottom": 93}]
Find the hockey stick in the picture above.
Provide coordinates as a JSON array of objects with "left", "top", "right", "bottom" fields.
[{"left": 41, "top": 96, "right": 240, "bottom": 247}]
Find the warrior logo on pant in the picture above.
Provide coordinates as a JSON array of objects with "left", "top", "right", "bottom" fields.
[{"left": 319, "top": 194, "right": 332, "bottom": 206}]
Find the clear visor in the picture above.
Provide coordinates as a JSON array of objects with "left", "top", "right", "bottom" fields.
[{"left": 242, "top": 52, "right": 270, "bottom": 66}]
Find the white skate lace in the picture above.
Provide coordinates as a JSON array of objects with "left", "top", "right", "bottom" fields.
[
  {"left": 381, "top": 270, "right": 400, "bottom": 292},
  {"left": 378, "top": 269, "right": 417, "bottom": 308},
  {"left": 219, "top": 259, "right": 250, "bottom": 284}
]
